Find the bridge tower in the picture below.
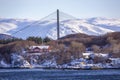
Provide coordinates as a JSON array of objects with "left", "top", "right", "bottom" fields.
[{"left": 57, "top": 9, "right": 60, "bottom": 40}]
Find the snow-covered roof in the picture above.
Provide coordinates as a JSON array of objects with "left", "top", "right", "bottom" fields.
[
  {"left": 95, "top": 53, "right": 108, "bottom": 57},
  {"left": 82, "top": 53, "right": 93, "bottom": 56},
  {"left": 29, "top": 45, "right": 50, "bottom": 49},
  {"left": 100, "top": 53, "right": 108, "bottom": 57},
  {"left": 109, "top": 58, "right": 120, "bottom": 60}
]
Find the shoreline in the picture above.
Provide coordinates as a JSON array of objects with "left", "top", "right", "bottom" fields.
[{"left": 0, "top": 67, "right": 120, "bottom": 70}]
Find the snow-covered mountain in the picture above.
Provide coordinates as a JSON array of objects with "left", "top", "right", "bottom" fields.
[
  {"left": 0, "top": 17, "right": 120, "bottom": 40},
  {"left": 0, "top": 34, "right": 13, "bottom": 40}
]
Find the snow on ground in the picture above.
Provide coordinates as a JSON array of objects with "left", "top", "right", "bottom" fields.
[
  {"left": 0, "top": 23, "right": 17, "bottom": 34},
  {"left": 1, "top": 52, "right": 120, "bottom": 68},
  {"left": 0, "top": 60, "right": 10, "bottom": 67},
  {"left": 11, "top": 53, "right": 31, "bottom": 67}
]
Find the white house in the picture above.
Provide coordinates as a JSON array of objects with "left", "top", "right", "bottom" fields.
[
  {"left": 82, "top": 52, "right": 109, "bottom": 59},
  {"left": 95, "top": 53, "right": 109, "bottom": 58},
  {"left": 82, "top": 52, "right": 94, "bottom": 59}
]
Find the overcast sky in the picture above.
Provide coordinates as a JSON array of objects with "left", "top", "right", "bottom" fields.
[{"left": 0, "top": 0, "right": 120, "bottom": 19}]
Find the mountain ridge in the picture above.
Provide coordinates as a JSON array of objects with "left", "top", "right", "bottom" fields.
[
  {"left": 0, "top": 17, "right": 120, "bottom": 40},
  {"left": 0, "top": 34, "right": 13, "bottom": 40}
]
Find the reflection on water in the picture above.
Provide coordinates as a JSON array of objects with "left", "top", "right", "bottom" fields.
[{"left": 0, "top": 69, "right": 120, "bottom": 80}]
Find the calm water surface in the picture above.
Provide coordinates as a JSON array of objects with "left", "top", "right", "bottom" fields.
[{"left": 0, "top": 69, "right": 120, "bottom": 80}]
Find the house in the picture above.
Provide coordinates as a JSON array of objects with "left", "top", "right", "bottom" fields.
[
  {"left": 82, "top": 52, "right": 109, "bottom": 59},
  {"left": 109, "top": 58, "right": 120, "bottom": 65},
  {"left": 28, "top": 45, "right": 50, "bottom": 53},
  {"left": 94, "top": 53, "right": 109, "bottom": 58},
  {"left": 82, "top": 52, "right": 94, "bottom": 59}
]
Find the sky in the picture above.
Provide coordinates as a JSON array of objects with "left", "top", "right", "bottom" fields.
[{"left": 0, "top": 0, "right": 120, "bottom": 19}]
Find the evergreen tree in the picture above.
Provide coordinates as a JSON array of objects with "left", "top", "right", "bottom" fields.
[
  {"left": 27, "top": 36, "right": 42, "bottom": 44},
  {"left": 43, "top": 37, "right": 51, "bottom": 43}
]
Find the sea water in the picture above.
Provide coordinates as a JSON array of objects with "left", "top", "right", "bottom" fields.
[{"left": 0, "top": 69, "right": 120, "bottom": 80}]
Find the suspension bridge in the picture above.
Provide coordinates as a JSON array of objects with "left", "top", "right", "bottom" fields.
[{"left": 11, "top": 9, "right": 78, "bottom": 40}]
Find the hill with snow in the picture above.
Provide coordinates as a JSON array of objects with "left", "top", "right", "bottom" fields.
[
  {"left": 0, "top": 17, "right": 120, "bottom": 40},
  {"left": 0, "top": 34, "right": 13, "bottom": 40}
]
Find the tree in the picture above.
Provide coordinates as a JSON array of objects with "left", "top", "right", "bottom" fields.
[
  {"left": 70, "top": 41, "right": 85, "bottom": 52},
  {"left": 27, "top": 36, "right": 42, "bottom": 44},
  {"left": 43, "top": 37, "right": 51, "bottom": 43},
  {"left": 69, "top": 41, "right": 86, "bottom": 59},
  {"left": 92, "top": 45, "right": 101, "bottom": 53}
]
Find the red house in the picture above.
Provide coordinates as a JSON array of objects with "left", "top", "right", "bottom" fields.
[{"left": 28, "top": 45, "right": 50, "bottom": 53}]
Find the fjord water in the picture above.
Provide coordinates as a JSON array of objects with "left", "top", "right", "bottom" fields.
[{"left": 0, "top": 69, "right": 120, "bottom": 80}]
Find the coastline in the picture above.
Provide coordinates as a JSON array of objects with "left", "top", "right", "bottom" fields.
[{"left": 0, "top": 67, "right": 120, "bottom": 70}]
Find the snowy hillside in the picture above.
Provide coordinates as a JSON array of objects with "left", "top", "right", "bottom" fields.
[{"left": 0, "top": 17, "right": 120, "bottom": 40}]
